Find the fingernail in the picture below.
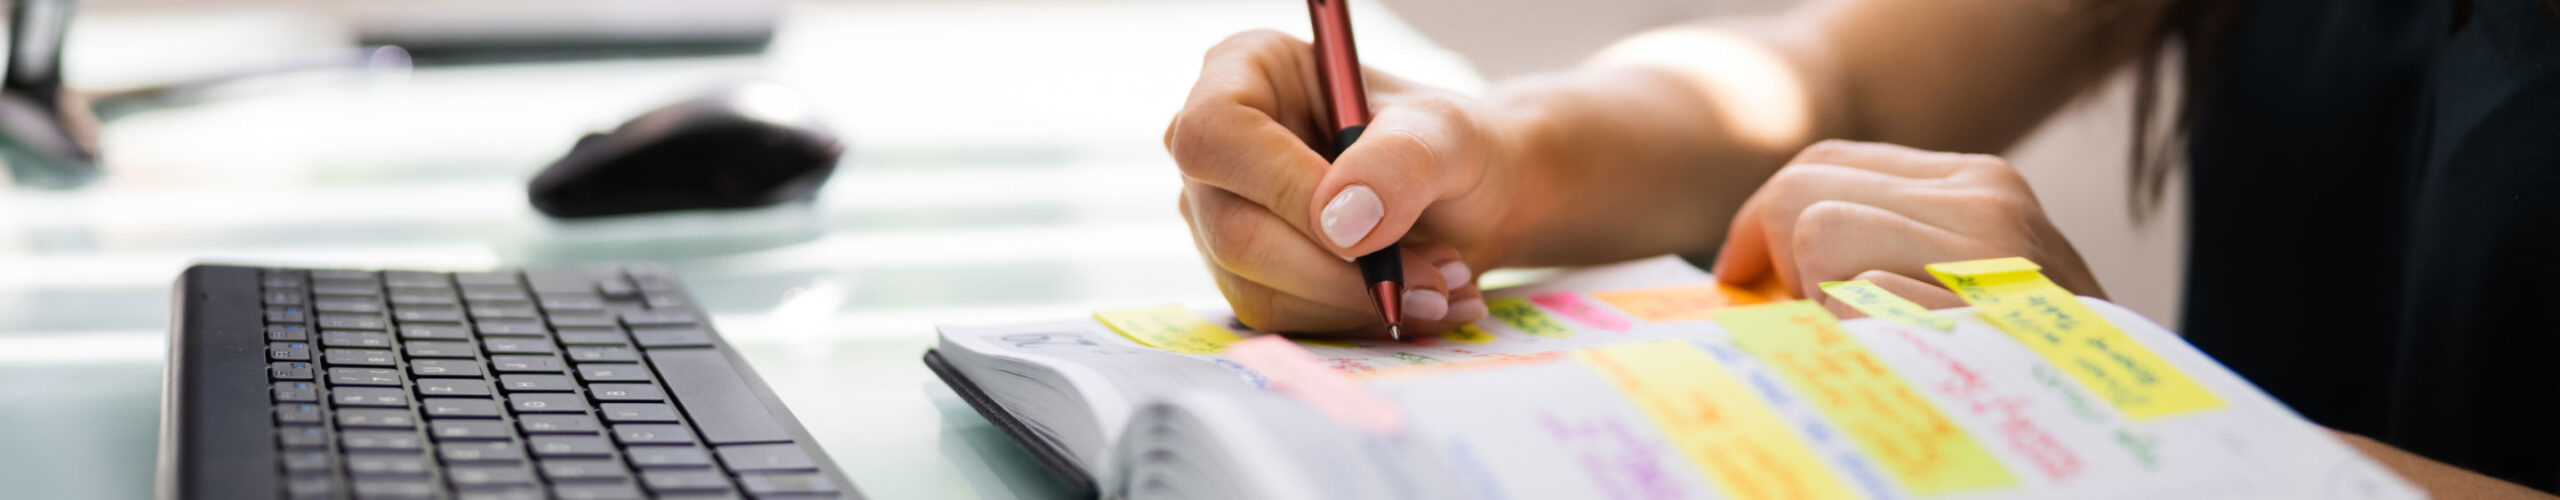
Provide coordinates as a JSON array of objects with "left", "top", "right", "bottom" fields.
[
  {"left": 1402, "top": 289, "right": 1448, "bottom": 322},
  {"left": 1320, "top": 185, "right": 1384, "bottom": 249},
  {"left": 1448, "top": 298, "right": 1488, "bottom": 322},
  {"left": 1437, "top": 260, "right": 1472, "bottom": 288}
]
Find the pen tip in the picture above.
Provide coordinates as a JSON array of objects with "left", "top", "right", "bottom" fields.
[{"left": 1389, "top": 325, "right": 1401, "bottom": 340}]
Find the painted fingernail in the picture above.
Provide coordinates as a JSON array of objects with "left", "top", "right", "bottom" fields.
[
  {"left": 1402, "top": 289, "right": 1449, "bottom": 322},
  {"left": 1437, "top": 260, "right": 1472, "bottom": 288},
  {"left": 1448, "top": 298, "right": 1488, "bottom": 322},
  {"left": 1320, "top": 185, "right": 1384, "bottom": 249}
]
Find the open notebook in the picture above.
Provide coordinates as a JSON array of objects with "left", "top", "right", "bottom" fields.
[{"left": 924, "top": 256, "right": 2422, "bottom": 500}]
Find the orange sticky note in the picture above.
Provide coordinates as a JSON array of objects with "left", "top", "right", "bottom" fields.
[
  {"left": 1223, "top": 335, "right": 1403, "bottom": 433},
  {"left": 1593, "top": 282, "right": 1778, "bottom": 323}
]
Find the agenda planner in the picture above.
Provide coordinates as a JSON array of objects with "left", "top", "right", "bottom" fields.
[{"left": 922, "top": 256, "right": 2424, "bottom": 500}]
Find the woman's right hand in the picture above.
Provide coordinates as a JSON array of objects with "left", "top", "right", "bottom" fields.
[{"left": 1168, "top": 30, "right": 1534, "bottom": 337}]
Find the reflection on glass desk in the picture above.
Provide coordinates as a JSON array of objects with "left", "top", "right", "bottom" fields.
[{"left": 0, "top": 1, "right": 1483, "bottom": 499}]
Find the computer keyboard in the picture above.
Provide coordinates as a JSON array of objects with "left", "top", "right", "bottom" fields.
[{"left": 162, "top": 264, "right": 859, "bottom": 500}]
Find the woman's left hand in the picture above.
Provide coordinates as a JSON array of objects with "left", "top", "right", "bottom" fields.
[{"left": 1711, "top": 140, "right": 2107, "bottom": 317}]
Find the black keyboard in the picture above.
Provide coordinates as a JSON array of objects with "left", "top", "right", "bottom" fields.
[{"left": 160, "top": 264, "right": 860, "bottom": 500}]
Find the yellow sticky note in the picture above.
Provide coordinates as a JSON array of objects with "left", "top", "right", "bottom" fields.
[
  {"left": 1593, "top": 282, "right": 1777, "bottom": 323},
  {"left": 1713, "top": 301, "right": 2016, "bottom": 494},
  {"left": 1574, "top": 340, "right": 1860, "bottom": 500},
  {"left": 1487, "top": 298, "right": 1573, "bottom": 338},
  {"left": 1819, "top": 280, "right": 1957, "bottom": 331},
  {"left": 1442, "top": 324, "right": 1496, "bottom": 344},
  {"left": 1925, "top": 258, "right": 2223, "bottom": 420},
  {"left": 1092, "top": 305, "right": 1240, "bottom": 354}
]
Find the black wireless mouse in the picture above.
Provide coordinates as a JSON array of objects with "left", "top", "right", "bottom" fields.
[{"left": 529, "top": 82, "right": 844, "bottom": 218}]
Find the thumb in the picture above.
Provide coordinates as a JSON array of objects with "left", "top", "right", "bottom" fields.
[
  {"left": 1308, "top": 98, "right": 1486, "bottom": 258},
  {"left": 1712, "top": 196, "right": 1776, "bottom": 287}
]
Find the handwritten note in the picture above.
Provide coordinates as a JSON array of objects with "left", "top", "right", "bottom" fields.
[
  {"left": 1488, "top": 298, "right": 1575, "bottom": 338},
  {"left": 1442, "top": 324, "right": 1497, "bottom": 344},
  {"left": 1926, "top": 258, "right": 2223, "bottom": 420},
  {"left": 1092, "top": 305, "right": 1240, "bottom": 354},
  {"left": 1573, "top": 339, "right": 1858, "bottom": 500},
  {"left": 1819, "top": 280, "right": 1956, "bottom": 331},
  {"left": 1224, "top": 336, "right": 1403, "bottom": 432},
  {"left": 1592, "top": 282, "right": 1776, "bottom": 323},
  {"left": 1529, "top": 292, "right": 1632, "bottom": 331},
  {"left": 1714, "top": 301, "right": 2017, "bottom": 495}
]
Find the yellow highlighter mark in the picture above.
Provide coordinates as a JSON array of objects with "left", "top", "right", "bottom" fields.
[
  {"left": 1442, "top": 323, "right": 1497, "bottom": 344},
  {"left": 1092, "top": 305, "right": 1241, "bottom": 354},
  {"left": 1714, "top": 301, "right": 2016, "bottom": 495},
  {"left": 1925, "top": 258, "right": 2223, "bottom": 421},
  {"left": 1488, "top": 298, "right": 1574, "bottom": 338},
  {"left": 1819, "top": 280, "right": 1957, "bottom": 331},
  {"left": 1574, "top": 340, "right": 1860, "bottom": 500},
  {"left": 1593, "top": 282, "right": 1777, "bottom": 323}
]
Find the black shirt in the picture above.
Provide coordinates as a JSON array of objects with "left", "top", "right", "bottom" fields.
[{"left": 2183, "top": 0, "right": 2560, "bottom": 490}]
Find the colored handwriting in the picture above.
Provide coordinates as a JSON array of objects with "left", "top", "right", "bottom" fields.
[
  {"left": 1541, "top": 411, "right": 1688, "bottom": 500},
  {"left": 1715, "top": 301, "right": 2016, "bottom": 494},
  {"left": 1704, "top": 343, "right": 1902, "bottom": 500},
  {"left": 1926, "top": 258, "right": 2222, "bottom": 420},
  {"left": 1092, "top": 305, "right": 1240, "bottom": 354},
  {"left": 1592, "top": 282, "right": 1776, "bottom": 323},
  {"left": 1884, "top": 328, "right": 2084, "bottom": 481},
  {"left": 1531, "top": 292, "right": 1632, "bottom": 331},
  {"left": 1573, "top": 340, "right": 1858, "bottom": 500},
  {"left": 1819, "top": 281, "right": 1956, "bottom": 331},
  {"left": 1489, "top": 298, "right": 1575, "bottom": 338},
  {"left": 1223, "top": 336, "right": 1402, "bottom": 432}
]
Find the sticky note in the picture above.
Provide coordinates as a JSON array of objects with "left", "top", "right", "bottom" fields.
[
  {"left": 1092, "top": 305, "right": 1240, "bottom": 354},
  {"left": 1488, "top": 298, "right": 1574, "bottom": 338},
  {"left": 1442, "top": 324, "right": 1496, "bottom": 344},
  {"left": 1593, "top": 283, "right": 1776, "bottom": 323},
  {"left": 1224, "top": 336, "right": 1402, "bottom": 433},
  {"left": 1574, "top": 340, "right": 1859, "bottom": 500},
  {"left": 1293, "top": 339, "right": 1361, "bottom": 349},
  {"left": 1714, "top": 301, "right": 2016, "bottom": 494},
  {"left": 1819, "top": 280, "right": 1957, "bottom": 331},
  {"left": 1528, "top": 292, "right": 1631, "bottom": 331},
  {"left": 1926, "top": 258, "right": 2222, "bottom": 420}
]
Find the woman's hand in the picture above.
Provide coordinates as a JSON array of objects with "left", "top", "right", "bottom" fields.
[
  {"left": 1168, "top": 30, "right": 1534, "bottom": 337},
  {"left": 1711, "top": 140, "right": 2106, "bottom": 317}
]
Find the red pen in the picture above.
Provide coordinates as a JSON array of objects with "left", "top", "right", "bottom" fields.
[{"left": 1305, "top": 0, "right": 1404, "bottom": 339}]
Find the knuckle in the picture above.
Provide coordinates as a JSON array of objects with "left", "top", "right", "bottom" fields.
[
  {"left": 1209, "top": 29, "right": 1298, "bottom": 62},
  {"left": 1792, "top": 139, "right": 1864, "bottom": 164}
]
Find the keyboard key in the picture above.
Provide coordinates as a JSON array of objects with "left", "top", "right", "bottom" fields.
[
  {"left": 329, "top": 367, "right": 404, "bottom": 386},
  {"left": 471, "top": 304, "right": 541, "bottom": 320},
  {"left": 540, "top": 459, "right": 631, "bottom": 481},
  {"left": 323, "top": 330, "right": 394, "bottom": 348},
  {"left": 529, "top": 435, "right": 616, "bottom": 458},
  {"left": 341, "top": 430, "right": 424, "bottom": 451},
  {"left": 717, "top": 443, "right": 819, "bottom": 473},
  {"left": 518, "top": 414, "right": 602, "bottom": 434},
  {"left": 265, "top": 290, "right": 307, "bottom": 305},
  {"left": 614, "top": 424, "right": 696, "bottom": 446},
  {"left": 319, "top": 314, "right": 389, "bottom": 330},
  {"left": 278, "top": 425, "right": 329, "bottom": 448},
  {"left": 337, "top": 408, "right": 417, "bottom": 428},
  {"left": 383, "top": 271, "right": 450, "bottom": 288},
  {"left": 312, "top": 282, "right": 382, "bottom": 297},
  {"left": 587, "top": 383, "right": 664, "bottom": 402},
  {"left": 273, "top": 381, "right": 320, "bottom": 402},
  {"left": 404, "top": 340, "right": 476, "bottom": 359},
  {"left": 510, "top": 393, "right": 590, "bottom": 414},
  {"left": 389, "top": 290, "right": 459, "bottom": 306},
  {"left": 500, "top": 374, "right": 578, "bottom": 392},
  {"left": 599, "top": 403, "right": 681, "bottom": 424},
  {"left": 598, "top": 277, "right": 639, "bottom": 298},
  {"left": 316, "top": 299, "right": 386, "bottom": 314},
  {"left": 417, "top": 378, "right": 493, "bottom": 397},
  {"left": 484, "top": 338, "right": 556, "bottom": 355},
  {"left": 266, "top": 306, "right": 308, "bottom": 323},
  {"left": 455, "top": 271, "right": 520, "bottom": 286},
  {"left": 412, "top": 359, "right": 485, "bottom": 378},
  {"left": 267, "top": 324, "right": 310, "bottom": 341},
  {"left": 622, "top": 310, "right": 700, "bottom": 327},
  {"left": 268, "top": 341, "right": 312, "bottom": 360},
  {"left": 351, "top": 479, "right": 436, "bottom": 499},
  {"left": 440, "top": 441, "right": 526, "bottom": 463},
  {"left": 630, "top": 326, "right": 716, "bottom": 348},
  {"left": 347, "top": 453, "right": 431, "bottom": 477},
  {"left": 400, "top": 324, "right": 471, "bottom": 340},
  {"left": 431, "top": 420, "right": 512, "bottom": 441},
  {"left": 423, "top": 398, "right": 503, "bottom": 418},
  {"left": 283, "top": 475, "right": 337, "bottom": 499},
  {"left": 331, "top": 387, "right": 411, "bottom": 407},
  {"left": 326, "top": 348, "right": 396, "bottom": 366},
  {"left": 477, "top": 320, "right": 550, "bottom": 337},
  {"left": 540, "top": 294, "right": 607, "bottom": 311},
  {"left": 576, "top": 363, "right": 652, "bottom": 382},
  {"left": 626, "top": 446, "right": 712, "bottom": 468},
  {"left": 553, "top": 482, "right": 646, "bottom": 500},
  {"left": 448, "top": 466, "right": 537, "bottom": 488},
  {"left": 393, "top": 306, "right": 464, "bottom": 323},
  {"left": 270, "top": 362, "right": 316, "bottom": 381},
  {"left": 651, "top": 349, "right": 793, "bottom": 445},
  {"left": 311, "top": 269, "right": 376, "bottom": 281},
  {"left": 643, "top": 293, "right": 689, "bottom": 309},
  {"left": 491, "top": 355, "right": 566, "bottom": 373},
  {"left": 640, "top": 470, "right": 729, "bottom": 492},
  {"left": 456, "top": 488, "right": 544, "bottom": 500},
  {"left": 275, "top": 403, "right": 322, "bottom": 423},
  {"left": 550, "top": 313, "right": 620, "bottom": 328},
  {"left": 567, "top": 346, "right": 640, "bottom": 362},
  {"left": 557, "top": 328, "right": 632, "bottom": 346},
  {"left": 282, "top": 449, "right": 333, "bottom": 472},
  {"left": 738, "top": 473, "right": 839, "bottom": 496}
]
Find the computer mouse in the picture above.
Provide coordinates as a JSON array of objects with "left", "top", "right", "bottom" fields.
[{"left": 529, "top": 82, "right": 844, "bottom": 218}]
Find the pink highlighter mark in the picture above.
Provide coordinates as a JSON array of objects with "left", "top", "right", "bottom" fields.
[
  {"left": 1531, "top": 292, "right": 1631, "bottom": 331},
  {"left": 1224, "top": 336, "right": 1404, "bottom": 433}
]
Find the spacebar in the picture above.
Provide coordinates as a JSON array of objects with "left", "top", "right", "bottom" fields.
[{"left": 649, "top": 349, "right": 794, "bottom": 445}]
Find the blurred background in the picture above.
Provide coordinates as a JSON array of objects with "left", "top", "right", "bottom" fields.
[{"left": 0, "top": 0, "right": 2182, "bottom": 498}]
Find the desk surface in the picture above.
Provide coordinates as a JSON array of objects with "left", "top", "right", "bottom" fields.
[{"left": 0, "top": 1, "right": 1481, "bottom": 498}]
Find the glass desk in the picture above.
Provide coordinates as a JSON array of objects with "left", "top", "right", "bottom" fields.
[{"left": 0, "top": 1, "right": 1483, "bottom": 498}]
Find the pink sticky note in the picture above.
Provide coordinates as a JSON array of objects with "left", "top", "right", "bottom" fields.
[
  {"left": 1223, "top": 336, "right": 1403, "bottom": 433},
  {"left": 1530, "top": 292, "right": 1631, "bottom": 331}
]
